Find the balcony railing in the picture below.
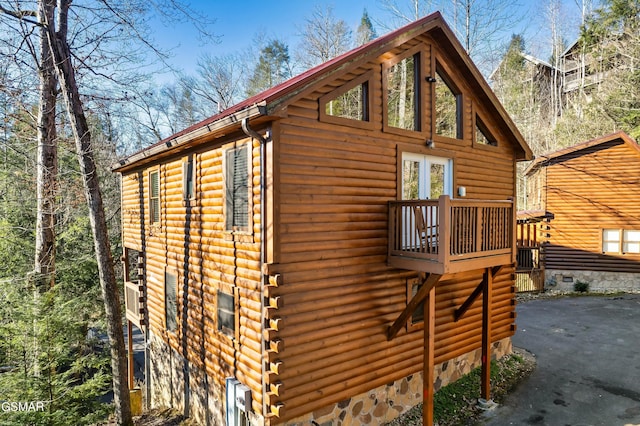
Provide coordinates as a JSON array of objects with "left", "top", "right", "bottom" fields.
[
  {"left": 124, "top": 280, "right": 143, "bottom": 329},
  {"left": 388, "top": 195, "right": 515, "bottom": 274}
]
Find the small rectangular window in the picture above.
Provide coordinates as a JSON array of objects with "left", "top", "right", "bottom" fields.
[
  {"left": 225, "top": 145, "right": 249, "bottom": 232},
  {"left": 386, "top": 54, "right": 419, "bottom": 131},
  {"left": 183, "top": 156, "right": 195, "bottom": 201},
  {"left": 217, "top": 290, "right": 235, "bottom": 336},
  {"left": 149, "top": 170, "right": 160, "bottom": 224},
  {"left": 165, "top": 271, "right": 177, "bottom": 332},
  {"left": 411, "top": 282, "right": 424, "bottom": 324},
  {"left": 623, "top": 230, "right": 640, "bottom": 253},
  {"left": 603, "top": 229, "right": 621, "bottom": 253}
]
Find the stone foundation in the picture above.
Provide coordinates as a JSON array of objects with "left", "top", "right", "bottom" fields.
[
  {"left": 284, "top": 337, "right": 512, "bottom": 426},
  {"left": 147, "top": 331, "right": 263, "bottom": 426},
  {"left": 545, "top": 269, "right": 640, "bottom": 293},
  {"left": 147, "top": 332, "right": 511, "bottom": 426}
]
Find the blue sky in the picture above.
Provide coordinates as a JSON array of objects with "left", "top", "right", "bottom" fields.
[{"left": 150, "top": 0, "right": 594, "bottom": 77}]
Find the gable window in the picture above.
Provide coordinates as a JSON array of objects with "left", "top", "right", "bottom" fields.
[
  {"left": 225, "top": 144, "right": 250, "bottom": 232},
  {"left": 165, "top": 271, "right": 177, "bottom": 332},
  {"left": 435, "top": 67, "right": 461, "bottom": 139},
  {"left": 149, "top": 169, "right": 160, "bottom": 224},
  {"left": 182, "top": 155, "right": 195, "bottom": 201},
  {"left": 217, "top": 290, "right": 236, "bottom": 337},
  {"left": 475, "top": 114, "right": 498, "bottom": 146},
  {"left": 319, "top": 71, "right": 373, "bottom": 128},
  {"left": 325, "top": 82, "right": 368, "bottom": 121},
  {"left": 386, "top": 53, "right": 419, "bottom": 131}
]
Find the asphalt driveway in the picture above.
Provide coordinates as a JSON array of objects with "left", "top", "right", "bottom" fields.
[{"left": 481, "top": 294, "right": 640, "bottom": 426}]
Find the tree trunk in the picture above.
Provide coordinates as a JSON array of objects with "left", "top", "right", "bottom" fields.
[
  {"left": 43, "top": 1, "right": 132, "bottom": 424},
  {"left": 34, "top": 0, "right": 57, "bottom": 289}
]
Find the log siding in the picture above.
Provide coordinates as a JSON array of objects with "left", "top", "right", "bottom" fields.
[
  {"left": 526, "top": 133, "right": 640, "bottom": 273},
  {"left": 117, "top": 13, "right": 531, "bottom": 426}
]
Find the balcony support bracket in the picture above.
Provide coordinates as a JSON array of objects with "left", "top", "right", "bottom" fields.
[
  {"left": 386, "top": 273, "right": 442, "bottom": 341},
  {"left": 454, "top": 265, "right": 503, "bottom": 322}
]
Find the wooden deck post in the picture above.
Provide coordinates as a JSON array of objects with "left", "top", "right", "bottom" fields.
[
  {"left": 481, "top": 267, "right": 492, "bottom": 400},
  {"left": 422, "top": 284, "right": 436, "bottom": 426}
]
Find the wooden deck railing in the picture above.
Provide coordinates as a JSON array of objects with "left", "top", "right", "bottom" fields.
[
  {"left": 388, "top": 195, "right": 515, "bottom": 274},
  {"left": 124, "top": 280, "right": 143, "bottom": 329}
]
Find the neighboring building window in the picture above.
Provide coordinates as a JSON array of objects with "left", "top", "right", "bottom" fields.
[
  {"left": 603, "top": 229, "right": 640, "bottom": 254},
  {"left": 217, "top": 290, "right": 235, "bottom": 337},
  {"left": 183, "top": 156, "right": 195, "bottom": 201},
  {"left": 386, "top": 53, "right": 419, "bottom": 131},
  {"left": 325, "top": 81, "right": 368, "bottom": 121},
  {"left": 623, "top": 230, "right": 640, "bottom": 254},
  {"left": 603, "top": 229, "right": 621, "bottom": 253},
  {"left": 165, "top": 271, "right": 177, "bottom": 332},
  {"left": 225, "top": 145, "right": 250, "bottom": 232},
  {"left": 149, "top": 170, "right": 160, "bottom": 224},
  {"left": 475, "top": 114, "right": 498, "bottom": 146},
  {"left": 435, "top": 67, "right": 461, "bottom": 139}
]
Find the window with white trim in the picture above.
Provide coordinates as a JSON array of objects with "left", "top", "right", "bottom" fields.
[
  {"left": 603, "top": 229, "right": 640, "bottom": 254},
  {"left": 623, "top": 230, "right": 640, "bottom": 254}
]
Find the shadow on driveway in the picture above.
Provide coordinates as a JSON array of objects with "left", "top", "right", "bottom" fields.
[{"left": 481, "top": 294, "right": 640, "bottom": 426}]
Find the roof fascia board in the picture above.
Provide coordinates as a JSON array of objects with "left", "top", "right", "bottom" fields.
[
  {"left": 524, "top": 131, "right": 639, "bottom": 175},
  {"left": 113, "top": 102, "right": 267, "bottom": 172}
]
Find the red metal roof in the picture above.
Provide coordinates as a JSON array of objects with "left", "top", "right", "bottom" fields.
[
  {"left": 116, "top": 10, "right": 532, "bottom": 170},
  {"left": 118, "top": 12, "right": 450, "bottom": 162}
]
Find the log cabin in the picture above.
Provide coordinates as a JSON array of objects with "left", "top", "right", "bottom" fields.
[
  {"left": 114, "top": 12, "right": 532, "bottom": 425},
  {"left": 524, "top": 131, "right": 640, "bottom": 293}
]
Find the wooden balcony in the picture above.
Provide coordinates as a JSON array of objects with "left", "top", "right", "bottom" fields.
[
  {"left": 388, "top": 196, "right": 515, "bottom": 274},
  {"left": 124, "top": 280, "right": 144, "bottom": 330}
]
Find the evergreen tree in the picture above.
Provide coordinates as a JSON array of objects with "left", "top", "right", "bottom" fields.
[
  {"left": 356, "top": 9, "right": 377, "bottom": 46},
  {"left": 246, "top": 39, "right": 292, "bottom": 97}
]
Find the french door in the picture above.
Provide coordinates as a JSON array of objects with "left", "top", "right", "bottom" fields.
[
  {"left": 400, "top": 153, "right": 452, "bottom": 250},
  {"left": 401, "top": 153, "right": 452, "bottom": 200}
]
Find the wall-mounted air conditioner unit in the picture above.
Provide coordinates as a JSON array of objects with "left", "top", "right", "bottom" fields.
[{"left": 226, "top": 377, "right": 252, "bottom": 425}]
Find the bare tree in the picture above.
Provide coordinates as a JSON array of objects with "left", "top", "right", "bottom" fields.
[
  {"left": 34, "top": 0, "right": 57, "bottom": 289},
  {"left": 296, "top": 4, "right": 353, "bottom": 70},
  {"left": 42, "top": 1, "right": 132, "bottom": 422},
  {"left": 442, "top": 0, "right": 526, "bottom": 74},
  {"left": 189, "top": 52, "right": 247, "bottom": 112}
]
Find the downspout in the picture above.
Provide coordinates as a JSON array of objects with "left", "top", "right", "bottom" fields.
[{"left": 241, "top": 118, "right": 268, "bottom": 422}]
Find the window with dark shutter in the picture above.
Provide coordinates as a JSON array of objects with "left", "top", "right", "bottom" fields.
[
  {"left": 225, "top": 145, "right": 249, "bottom": 232},
  {"left": 149, "top": 170, "right": 160, "bottom": 224},
  {"left": 182, "top": 156, "right": 195, "bottom": 201}
]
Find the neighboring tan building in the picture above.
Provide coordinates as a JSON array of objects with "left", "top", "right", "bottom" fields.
[
  {"left": 525, "top": 131, "right": 640, "bottom": 292},
  {"left": 115, "top": 12, "right": 532, "bottom": 426}
]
